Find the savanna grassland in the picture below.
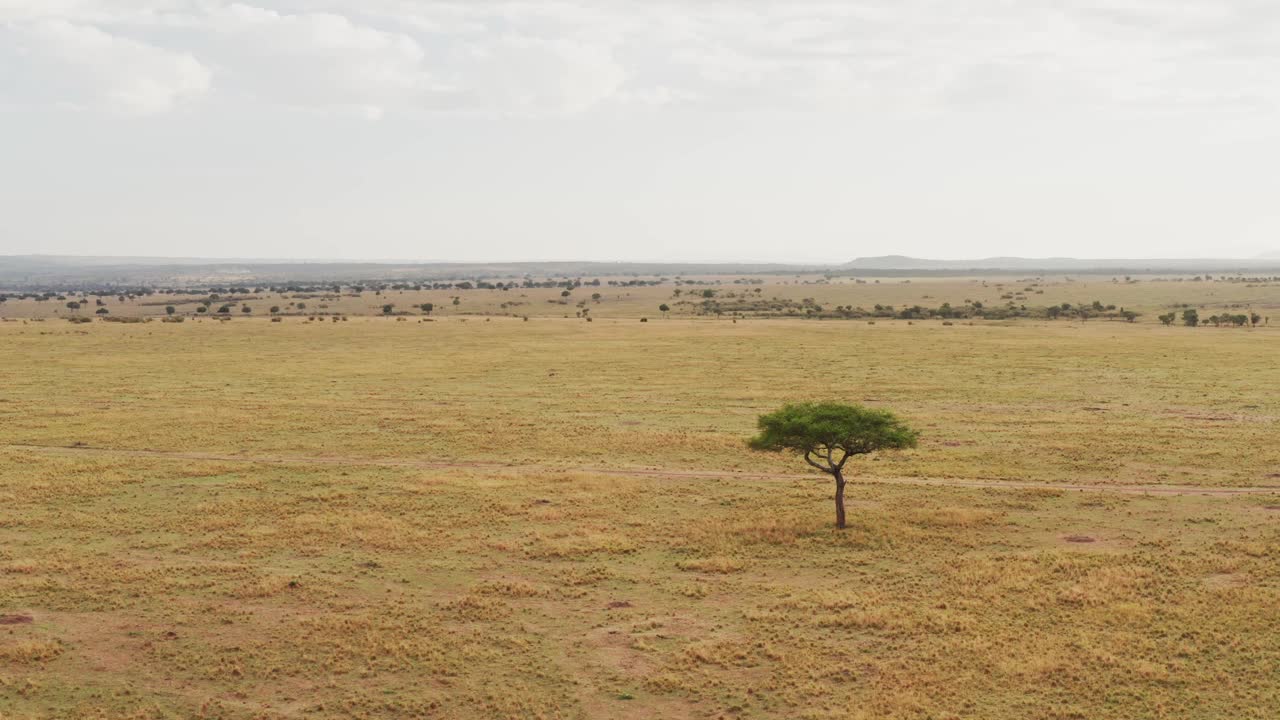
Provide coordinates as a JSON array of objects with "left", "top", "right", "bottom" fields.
[
  {"left": 2, "top": 298, "right": 1279, "bottom": 718},
  {"left": 4, "top": 272, "right": 1279, "bottom": 323}
]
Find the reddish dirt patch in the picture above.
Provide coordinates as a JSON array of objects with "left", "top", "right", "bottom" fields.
[
  {"left": 1064, "top": 535, "right": 1096, "bottom": 543},
  {"left": 0, "top": 614, "right": 34, "bottom": 624}
]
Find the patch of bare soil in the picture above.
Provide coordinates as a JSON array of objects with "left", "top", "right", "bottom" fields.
[
  {"left": 0, "top": 614, "right": 34, "bottom": 624},
  {"left": 1203, "top": 573, "right": 1249, "bottom": 589},
  {"left": 32, "top": 610, "right": 154, "bottom": 674}
]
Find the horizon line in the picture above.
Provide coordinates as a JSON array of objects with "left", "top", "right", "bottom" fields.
[{"left": 5, "top": 252, "right": 1280, "bottom": 265}]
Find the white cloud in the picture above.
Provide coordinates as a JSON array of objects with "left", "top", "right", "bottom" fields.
[
  {"left": 2, "top": 0, "right": 1278, "bottom": 116},
  {"left": 0, "top": 17, "right": 210, "bottom": 114},
  {"left": 434, "top": 35, "right": 625, "bottom": 113},
  {"left": 201, "top": 3, "right": 434, "bottom": 116}
]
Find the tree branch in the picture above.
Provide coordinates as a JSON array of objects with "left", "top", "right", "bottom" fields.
[
  {"left": 803, "top": 450, "right": 833, "bottom": 473},
  {"left": 835, "top": 449, "right": 850, "bottom": 470}
]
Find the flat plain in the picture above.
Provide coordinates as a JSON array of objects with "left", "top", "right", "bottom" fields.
[
  {"left": 2, "top": 277, "right": 1279, "bottom": 719},
  {"left": 5, "top": 273, "right": 1280, "bottom": 322}
]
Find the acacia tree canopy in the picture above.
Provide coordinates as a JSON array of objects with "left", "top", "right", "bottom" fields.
[{"left": 749, "top": 402, "right": 917, "bottom": 470}]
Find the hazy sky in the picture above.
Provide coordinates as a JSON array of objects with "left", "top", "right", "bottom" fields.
[{"left": 3, "top": 1, "right": 1279, "bottom": 262}]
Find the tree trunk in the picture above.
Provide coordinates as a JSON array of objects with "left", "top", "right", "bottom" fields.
[{"left": 833, "top": 468, "right": 847, "bottom": 529}]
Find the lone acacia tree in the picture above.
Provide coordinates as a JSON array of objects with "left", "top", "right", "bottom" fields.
[{"left": 749, "top": 402, "right": 918, "bottom": 528}]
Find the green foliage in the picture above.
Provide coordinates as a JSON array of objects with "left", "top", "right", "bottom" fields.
[
  {"left": 1207, "top": 313, "right": 1250, "bottom": 327},
  {"left": 1182, "top": 308, "right": 1199, "bottom": 327},
  {"left": 748, "top": 402, "right": 918, "bottom": 472},
  {"left": 683, "top": 295, "right": 1138, "bottom": 322}
]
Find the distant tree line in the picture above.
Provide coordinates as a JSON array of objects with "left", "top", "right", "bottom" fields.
[
  {"left": 679, "top": 297, "right": 1144, "bottom": 322},
  {"left": 1159, "top": 309, "right": 1265, "bottom": 327}
]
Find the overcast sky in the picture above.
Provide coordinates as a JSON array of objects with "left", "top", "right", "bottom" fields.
[{"left": 2, "top": 1, "right": 1279, "bottom": 262}]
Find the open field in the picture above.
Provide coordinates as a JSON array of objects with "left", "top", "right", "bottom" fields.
[
  {"left": 2, "top": 317, "right": 1279, "bottom": 718},
  {"left": 3, "top": 272, "right": 1279, "bottom": 323}
]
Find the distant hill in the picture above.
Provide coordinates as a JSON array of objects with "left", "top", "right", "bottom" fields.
[
  {"left": 845, "top": 255, "right": 1280, "bottom": 273},
  {"left": 4, "top": 254, "right": 1280, "bottom": 289}
]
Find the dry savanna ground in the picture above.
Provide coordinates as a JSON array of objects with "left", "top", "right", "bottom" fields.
[
  {"left": 2, "top": 312, "right": 1278, "bottom": 719},
  {"left": 4, "top": 272, "right": 1279, "bottom": 323}
]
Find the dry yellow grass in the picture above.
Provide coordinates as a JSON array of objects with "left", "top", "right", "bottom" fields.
[
  {"left": 4, "top": 272, "right": 1278, "bottom": 323},
  {"left": 2, "top": 315, "right": 1278, "bottom": 485},
  {"left": 1, "top": 302, "right": 1278, "bottom": 719}
]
